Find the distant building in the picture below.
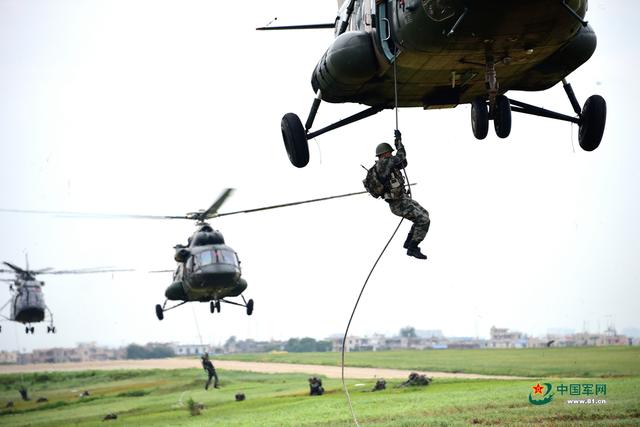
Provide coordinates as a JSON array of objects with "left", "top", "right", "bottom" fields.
[
  {"left": 0, "top": 351, "right": 18, "bottom": 364},
  {"left": 173, "top": 344, "right": 210, "bottom": 356},
  {"left": 17, "top": 343, "right": 124, "bottom": 364},
  {"left": 488, "top": 326, "right": 527, "bottom": 348}
]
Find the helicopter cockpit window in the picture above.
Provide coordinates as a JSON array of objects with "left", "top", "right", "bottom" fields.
[
  {"left": 423, "top": 0, "right": 456, "bottom": 22},
  {"left": 196, "top": 250, "right": 215, "bottom": 266},
  {"left": 218, "top": 249, "right": 238, "bottom": 266}
]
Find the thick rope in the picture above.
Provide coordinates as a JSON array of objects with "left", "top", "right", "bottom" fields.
[
  {"left": 340, "top": 41, "right": 410, "bottom": 427},
  {"left": 341, "top": 218, "right": 404, "bottom": 426}
]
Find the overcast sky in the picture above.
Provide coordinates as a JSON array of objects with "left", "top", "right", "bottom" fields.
[{"left": 1, "top": 0, "right": 638, "bottom": 352}]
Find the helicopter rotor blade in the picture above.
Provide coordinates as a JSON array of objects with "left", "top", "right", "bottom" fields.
[
  {"left": 2, "top": 262, "right": 27, "bottom": 275},
  {"left": 149, "top": 270, "right": 174, "bottom": 273},
  {"left": 40, "top": 267, "right": 134, "bottom": 275},
  {"left": 0, "top": 208, "right": 189, "bottom": 220},
  {"left": 214, "top": 184, "right": 416, "bottom": 218},
  {"left": 256, "top": 23, "right": 335, "bottom": 31},
  {"left": 199, "top": 188, "right": 235, "bottom": 220}
]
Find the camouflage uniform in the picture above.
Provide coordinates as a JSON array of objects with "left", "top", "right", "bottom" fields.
[
  {"left": 201, "top": 354, "right": 219, "bottom": 390},
  {"left": 375, "top": 140, "right": 430, "bottom": 247}
]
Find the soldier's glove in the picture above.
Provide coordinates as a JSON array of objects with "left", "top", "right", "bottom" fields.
[{"left": 394, "top": 129, "right": 402, "bottom": 142}]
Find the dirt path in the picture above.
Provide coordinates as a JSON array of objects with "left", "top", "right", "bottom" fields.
[{"left": 0, "top": 358, "right": 527, "bottom": 380}]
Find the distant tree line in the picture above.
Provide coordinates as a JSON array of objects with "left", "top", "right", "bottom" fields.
[
  {"left": 126, "top": 344, "right": 175, "bottom": 359},
  {"left": 284, "top": 337, "right": 332, "bottom": 353}
]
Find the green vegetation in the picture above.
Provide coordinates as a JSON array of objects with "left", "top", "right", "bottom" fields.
[
  {"left": 126, "top": 343, "right": 175, "bottom": 359},
  {"left": 0, "top": 347, "right": 638, "bottom": 426},
  {"left": 284, "top": 337, "right": 332, "bottom": 353},
  {"left": 217, "top": 346, "right": 640, "bottom": 377}
]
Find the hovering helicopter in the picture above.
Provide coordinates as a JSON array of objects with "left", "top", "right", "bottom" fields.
[
  {"left": 152, "top": 188, "right": 371, "bottom": 321},
  {"left": 0, "top": 188, "right": 372, "bottom": 322},
  {"left": 259, "top": 0, "right": 607, "bottom": 167},
  {"left": 0, "top": 258, "right": 129, "bottom": 334}
]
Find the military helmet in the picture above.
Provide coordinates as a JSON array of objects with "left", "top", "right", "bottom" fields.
[{"left": 375, "top": 142, "right": 393, "bottom": 156}]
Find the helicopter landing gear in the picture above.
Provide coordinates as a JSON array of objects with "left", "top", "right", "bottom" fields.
[
  {"left": 209, "top": 300, "right": 221, "bottom": 314},
  {"left": 155, "top": 300, "right": 187, "bottom": 321},
  {"left": 493, "top": 94, "right": 512, "bottom": 139},
  {"left": 281, "top": 113, "right": 309, "bottom": 168},
  {"left": 47, "top": 326, "right": 56, "bottom": 334},
  {"left": 578, "top": 94, "right": 606, "bottom": 151},
  {"left": 25, "top": 326, "right": 34, "bottom": 334},
  {"left": 217, "top": 296, "right": 254, "bottom": 316},
  {"left": 471, "top": 97, "right": 489, "bottom": 140}
]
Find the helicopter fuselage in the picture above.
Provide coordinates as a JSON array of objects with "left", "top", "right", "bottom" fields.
[
  {"left": 11, "top": 282, "right": 46, "bottom": 323},
  {"left": 314, "top": 0, "right": 595, "bottom": 107},
  {"left": 164, "top": 227, "right": 246, "bottom": 302}
]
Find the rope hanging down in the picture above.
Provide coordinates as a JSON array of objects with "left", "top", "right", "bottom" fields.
[
  {"left": 340, "top": 47, "right": 409, "bottom": 426},
  {"left": 340, "top": 218, "right": 404, "bottom": 426}
]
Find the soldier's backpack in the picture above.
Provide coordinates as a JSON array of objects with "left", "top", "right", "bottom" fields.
[{"left": 363, "top": 165, "right": 385, "bottom": 199}]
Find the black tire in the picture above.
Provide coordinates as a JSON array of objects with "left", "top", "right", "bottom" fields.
[
  {"left": 25, "top": 327, "right": 29, "bottom": 334},
  {"left": 281, "top": 113, "right": 309, "bottom": 168},
  {"left": 210, "top": 301, "right": 216, "bottom": 314},
  {"left": 493, "top": 95, "right": 512, "bottom": 139},
  {"left": 579, "top": 95, "right": 606, "bottom": 152},
  {"left": 155, "top": 304, "right": 164, "bottom": 321},
  {"left": 52, "top": 327, "right": 56, "bottom": 334},
  {"left": 30, "top": 327, "right": 34, "bottom": 334},
  {"left": 471, "top": 97, "right": 489, "bottom": 140},
  {"left": 246, "top": 299, "right": 254, "bottom": 316},
  {"left": 215, "top": 301, "right": 221, "bottom": 313}
]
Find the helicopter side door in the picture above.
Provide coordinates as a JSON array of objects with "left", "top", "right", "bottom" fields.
[{"left": 374, "top": 0, "right": 397, "bottom": 62}]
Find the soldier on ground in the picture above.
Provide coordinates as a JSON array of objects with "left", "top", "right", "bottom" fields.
[
  {"left": 201, "top": 353, "right": 220, "bottom": 390},
  {"left": 374, "top": 130, "right": 430, "bottom": 259},
  {"left": 308, "top": 376, "right": 324, "bottom": 396}
]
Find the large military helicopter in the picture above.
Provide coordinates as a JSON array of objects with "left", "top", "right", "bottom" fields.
[
  {"left": 259, "top": 0, "right": 607, "bottom": 167},
  {"left": 151, "top": 188, "right": 371, "bottom": 321},
  {"left": 1, "top": 188, "right": 372, "bottom": 321},
  {"left": 0, "top": 258, "right": 129, "bottom": 334}
]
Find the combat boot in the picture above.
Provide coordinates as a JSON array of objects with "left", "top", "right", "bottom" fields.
[
  {"left": 403, "top": 231, "right": 414, "bottom": 249},
  {"left": 406, "top": 242, "right": 427, "bottom": 260}
]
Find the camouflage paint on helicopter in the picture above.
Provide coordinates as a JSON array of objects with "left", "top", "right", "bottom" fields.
[{"left": 261, "top": 0, "right": 606, "bottom": 167}]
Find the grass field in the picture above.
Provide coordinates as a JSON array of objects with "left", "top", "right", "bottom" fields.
[
  {"left": 216, "top": 346, "right": 640, "bottom": 378},
  {"left": 1, "top": 347, "right": 639, "bottom": 426}
]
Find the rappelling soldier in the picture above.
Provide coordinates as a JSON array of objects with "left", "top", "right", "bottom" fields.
[
  {"left": 375, "top": 130, "right": 430, "bottom": 259},
  {"left": 201, "top": 352, "right": 220, "bottom": 390}
]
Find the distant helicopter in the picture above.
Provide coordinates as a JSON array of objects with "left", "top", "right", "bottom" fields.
[
  {"left": 259, "top": 0, "right": 607, "bottom": 167},
  {"left": 152, "top": 188, "right": 368, "bottom": 321},
  {"left": 1, "top": 188, "right": 371, "bottom": 322},
  {"left": 0, "top": 258, "right": 129, "bottom": 334}
]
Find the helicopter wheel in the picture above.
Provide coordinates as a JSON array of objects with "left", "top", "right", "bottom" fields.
[
  {"left": 25, "top": 326, "right": 29, "bottom": 334},
  {"left": 578, "top": 95, "right": 607, "bottom": 151},
  {"left": 493, "top": 95, "right": 512, "bottom": 139},
  {"left": 47, "top": 326, "right": 51, "bottom": 333},
  {"left": 246, "top": 299, "right": 254, "bottom": 316},
  {"left": 155, "top": 304, "right": 164, "bottom": 321},
  {"left": 216, "top": 300, "right": 221, "bottom": 313},
  {"left": 471, "top": 97, "right": 489, "bottom": 140},
  {"left": 210, "top": 301, "right": 216, "bottom": 314},
  {"left": 281, "top": 113, "right": 309, "bottom": 168},
  {"left": 52, "top": 327, "right": 56, "bottom": 334}
]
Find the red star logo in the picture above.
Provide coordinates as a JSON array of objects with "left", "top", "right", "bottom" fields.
[{"left": 532, "top": 383, "right": 545, "bottom": 395}]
